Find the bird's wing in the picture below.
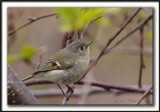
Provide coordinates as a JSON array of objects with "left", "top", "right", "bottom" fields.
[
  {"left": 33, "top": 50, "right": 76, "bottom": 75},
  {"left": 22, "top": 49, "right": 76, "bottom": 81}
]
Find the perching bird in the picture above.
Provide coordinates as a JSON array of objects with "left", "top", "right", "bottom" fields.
[{"left": 22, "top": 40, "right": 92, "bottom": 95}]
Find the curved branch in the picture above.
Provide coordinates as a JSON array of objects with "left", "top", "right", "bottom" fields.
[{"left": 8, "top": 13, "right": 57, "bottom": 36}]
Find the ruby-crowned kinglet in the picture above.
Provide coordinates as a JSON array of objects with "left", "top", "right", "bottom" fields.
[{"left": 22, "top": 40, "right": 92, "bottom": 85}]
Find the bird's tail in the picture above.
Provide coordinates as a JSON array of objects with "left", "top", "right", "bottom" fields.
[{"left": 22, "top": 74, "right": 35, "bottom": 82}]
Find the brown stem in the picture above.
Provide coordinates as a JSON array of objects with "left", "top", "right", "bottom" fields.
[
  {"left": 84, "top": 8, "right": 142, "bottom": 76},
  {"left": 35, "top": 49, "right": 42, "bottom": 70},
  {"left": 24, "top": 79, "right": 152, "bottom": 94},
  {"left": 136, "top": 85, "right": 152, "bottom": 104},
  {"left": 104, "top": 15, "right": 152, "bottom": 54},
  {"left": 62, "top": 32, "right": 69, "bottom": 48},
  {"left": 138, "top": 28, "right": 145, "bottom": 88},
  {"left": 8, "top": 13, "right": 57, "bottom": 36},
  {"left": 68, "top": 32, "right": 75, "bottom": 44}
]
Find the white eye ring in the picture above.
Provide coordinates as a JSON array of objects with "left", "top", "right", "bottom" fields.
[{"left": 79, "top": 46, "right": 84, "bottom": 51}]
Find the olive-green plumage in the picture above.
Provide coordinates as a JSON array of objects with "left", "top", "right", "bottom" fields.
[{"left": 22, "top": 40, "right": 92, "bottom": 84}]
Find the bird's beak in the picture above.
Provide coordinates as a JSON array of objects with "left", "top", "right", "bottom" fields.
[{"left": 86, "top": 41, "right": 93, "bottom": 48}]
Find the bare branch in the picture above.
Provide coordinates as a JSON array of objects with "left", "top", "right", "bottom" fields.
[
  {"left": 8, "top": 13, "right": 57, "bottom": 36},
  {"left": 62, "top": 32, "right": 69, "bottom": 48},
  {"left": 35, "top": 49, "right": 42, "bottom": 70},
  {"left": 104, "top": 15, "right": 152, "bottom": 54},
  {"left": 136, "top": 85, "right": 152, "bottom": 104},
  {"left": 138, "top": 28, "right": 146, "bottom": 88},
  {"left": 107, "top": 47, "right": 152, "bottom": 56},
  {"left": 84, "top": 8, "right": 142, "bottom": 77},
  {"left": 31, "top": 85, "right": 152, "bottom": 97},
  {"left": 24, "top": 79, "right": 152, "bottom": 94}
]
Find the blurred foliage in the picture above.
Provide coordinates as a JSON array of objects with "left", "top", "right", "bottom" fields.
[
  {"left": 55, "top": 8, "right": 121, "bottom": 32},
  {"left": 8, "top": 45, "right": 38, "bottom": 64},
  {"left": 139, "top": 10, "right": 150, "bottom": 19},
  {"left": 148, "top": 31, "right": 152, "bottom": 41}
]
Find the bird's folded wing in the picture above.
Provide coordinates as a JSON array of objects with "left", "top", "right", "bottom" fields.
[{"left": 33, "top": 59, "right": 75, "bottom": 75}]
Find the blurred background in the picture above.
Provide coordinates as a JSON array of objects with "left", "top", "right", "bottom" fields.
[{"left": 7, "top": 8, "right": 152, "bottom": 104}]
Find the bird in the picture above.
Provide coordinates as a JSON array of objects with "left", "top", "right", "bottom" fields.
[{"left": 22, "top": 40, "right": 92, "bottom": 95}]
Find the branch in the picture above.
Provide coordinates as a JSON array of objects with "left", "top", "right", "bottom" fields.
[
  {"left": 8, "top": 13, "right": 57, "bottom": 36},
  {"left": 31, "top": 86, "right": 105, "bottom": 97},
  {"left": 35, "top": 49, "right": 42, "bottom": 70},
  {"left": 62, "top": 32, "right": 75, "bottom": 48},
  {"left": 84, "top": 8, "right": 142, "bottom": 76},
  {"left": 8, "top": 64, "right": 39, "bottom": 104},
  {"left": 136, "top": 85, "right": 152, "bottom": 104},
  {"left": 104, "top": 15, "right": 152, "bottom": 54},
  {"left": 138, "top": 28, "right": 146, "bottom": 88},
  {"left": 31, "top": 85, "right": 152, "bottom": 97},
  {"left": 62, "top": 32, "right": 69, "bottom": 48},
  {"left": 77, "top": 80, "right": 152, "bottom": 94},
  {"left": 24, "top": 79, "right": 152, "bottom": 94},
  {"left": 107, "top": 47, "right": 152, "bottom": 56},
  {"left": 68, "top": 32, "right": 75, "bottom": 44}
]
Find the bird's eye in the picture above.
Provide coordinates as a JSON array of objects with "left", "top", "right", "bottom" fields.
[{"left": 79, "top": 46, "right": 84, "bottom": 51}]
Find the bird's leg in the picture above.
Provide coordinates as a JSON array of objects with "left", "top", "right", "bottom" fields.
[{"left": 57, "top": 84, "right": 65, "bottom": 96}]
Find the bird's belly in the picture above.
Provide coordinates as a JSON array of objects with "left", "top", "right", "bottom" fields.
[{"left": 44, "top": 60, "right": 88, "bottom": 85}]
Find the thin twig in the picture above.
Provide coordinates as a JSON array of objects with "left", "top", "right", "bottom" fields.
[
  {"left": 35, "top": 49, "right": 42, "bottom": 70},
  {"left": 136, "top": 85, "right": 152, "bottom": 104},
  {"left": 62, "top": 32, "right": 69, "bottom": 48},
  {"left": 138, "top": 28, "right": 145, "bottom": 88},
  {"left": 62, "top": 32, "right": 75, "bottom": 48},
  {"left": 8, "top": 13, "right": 57, "bottom": 36},
  {"left": 68, "top": 32, "right": 75, "bottom": 44},
  {"left": 106, "top": 47, "right": 152, "bottom": 56},
  {"left": 104, "top": 15, "right": 153, "bottom": 54},
  {"left": 84, "top": 8, "right": 142, "bottom": 76}
]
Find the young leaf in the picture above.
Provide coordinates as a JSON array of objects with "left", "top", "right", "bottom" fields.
[
  {"left": 8, "top": 45, "right": 38, "bottom": 64},
  {"left": 21, "top": 45, "right": 38, "bottom": 62}
]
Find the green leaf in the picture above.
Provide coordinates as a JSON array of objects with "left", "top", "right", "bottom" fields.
[
  {"left": 77, "top": 8, "right": 108, "bottom": 30},
  {"left": 95, "top": 18, "right": 111, "bottom": 28},
  {"left": 8, "top": 45, "right": 38, "bottom": 64},
  {"left": 55, "top": 8, "right": 81, "bottom": 32},
  {"left": 55, "top": 8, "right": 80, "bottom": 23},
  {"left": 21, "top": 45, "right": 38, "bottom": 62},
  {"left": 55, "top": 8, "right": 121, "bottom": 32},
  {"left": 8, "top": 54, "right": 22, "bottom": 64}
]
